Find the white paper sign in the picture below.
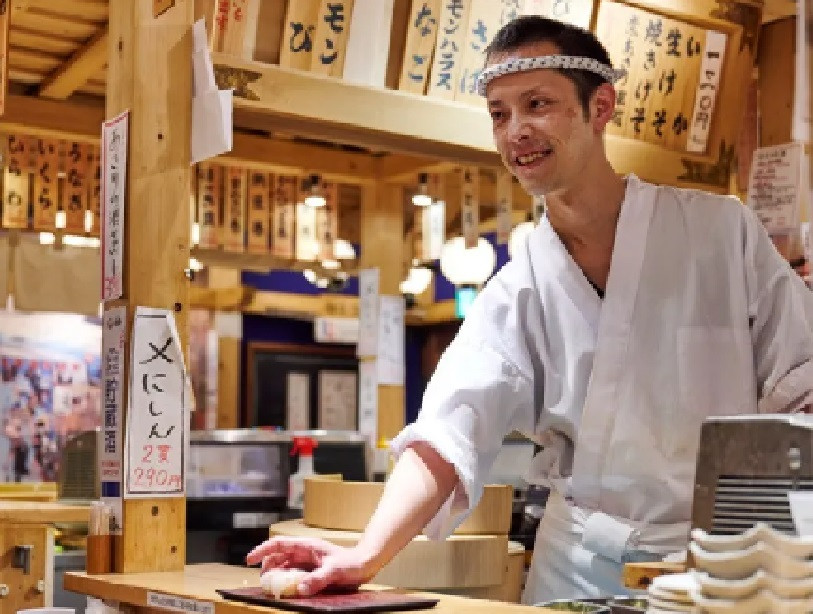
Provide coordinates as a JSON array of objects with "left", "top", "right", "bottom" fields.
[
  {"left": 191, "top": 19, "right": 233, "bottom": 164},
  {"left": 124, "top": 308, "right": 188, "bottom": 498},
  {"left": 101, "top": 306, "right": 126, "bottom": 533},
  {"left": 686, "top": 30, "right": 727, "bottom": 154},
  {"left": 295, "top": 203, "right": 319, "bottom": 261},
  {"left": 358, "top": 360, "right": 378, "bottom": 447},
  {"left": 101, "top": 110, "right": 129, "bottom": 301},
  {"left": 286, "top": 372, "right": 310, "bottom": 430},
  {"left": 788, "top": 491, "right": 813, "bottom": 536},
  {"left": 147, "top": 592, "right": 214, "bottom": 614},
  {"left": 376, "top": 295, "right": 405, "bottom": 386},
  {"left": 521, "top": 0, "right": 592, "bottom": 28},
  {"left": 747, "top": 142, "right": 803, "bottom": 234},
  {"left": 318, "top": 371, "right": 357, "bottom": 430},
  {"left": 422, "top": 200, "right": 446, "bottom": 261},
  {"left": 314, "top": 316, "right": 359, "bottom": 344},
  {"left": 357, "top": 268, "right": 379, "bottom": 357}
]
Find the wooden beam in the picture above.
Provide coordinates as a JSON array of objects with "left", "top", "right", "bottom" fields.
[
  {"left": 376, "top": 155, "right": 460, "bottom": 183},
  {"left": 192, "top": 247, "right": 358, "bottom": 277},
  {"left": 40, "top": 25, "right": 108, "bottom": 100},
  {"left": 213, "top": 53, "right": 501, "bottom": 166},
  {"left": 107, "top": 0, "right": 192, "bottom": 574},
  {"left": 245, "top": 290, "right": 359, "bottom": 318},
  {"left": 0, "top": 93, "right": 102, "bottom": 141},
  {"left": 222, "top": 132, "right": 378, "bottom": 183}
]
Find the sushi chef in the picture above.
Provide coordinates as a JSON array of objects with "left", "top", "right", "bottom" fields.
[{"left": 248, "top": 15, "right": 813, "bottom": 604}]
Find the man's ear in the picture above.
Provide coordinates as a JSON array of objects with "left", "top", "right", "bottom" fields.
[{"left": 591, "top": 83, "right": 616, "bottom": 131}]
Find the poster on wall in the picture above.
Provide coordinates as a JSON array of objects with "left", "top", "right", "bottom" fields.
[
  {"left": 0, "top": 312, "right": 102, "bottom": 483},
  {"left": 318, "top": 370, "right": 357, "bottom": 430},
  {"left": 747, "top": 142, "right": 803, "bottom": 235},
  {"left": 286, "top": 372, "right": 310, "bottom": 430}
]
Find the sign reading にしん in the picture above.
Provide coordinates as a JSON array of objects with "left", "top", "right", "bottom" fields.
[
  {"left": 596, "top": 1, "right": 726, "bottom": 154},
  {"left": 124, "top": 308, "right": 187, "bottom": 498}
]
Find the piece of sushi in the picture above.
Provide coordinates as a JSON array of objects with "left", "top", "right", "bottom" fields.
[{"left": 260, "top": 568, "right": 310, "bottom": 599}]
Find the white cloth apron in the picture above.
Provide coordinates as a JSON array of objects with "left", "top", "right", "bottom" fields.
[{"left": 522, "top": 492, "right": 689, "bottom": 604}]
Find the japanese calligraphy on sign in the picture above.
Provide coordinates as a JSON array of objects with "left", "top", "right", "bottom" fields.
[
  {"left": 125, "top": 307, "right": 188, "bottom": 498},
  {"left": 461, "top": 166, "right": 480, "bottom": 248},
  {"left": 521, "top": 0, "right": 592, "bottom": 29},
  {"left": 101, "top": 110, "right": 129, "bottom": 301},
  {"left": 101, "top": 306, "right": 126, "bottom": 531},
  {"left": 427, "top": 0, "right": 472, "bottom": 100},
  {"left": 279, "top": 0, "right": 321, "bottom": 70},
  {"left": 2, "top": 134, "right": 29, "bottom": 229},
  {"left": 33, "top": 138, "right": 58, "bottom": 231},
  {"left": 295, "top": 200, "right": 319, "bottom": 261},
  {"left": 747, "top": 142, "right": 803, "bottom": 235},
  {"left": 357, "top": 268, "right": 379, "bottom": 357},
  {"left": 376, "top": 295, "right": 405, "bottom": 386},
  {"left": 196, "top": 163, "right": 222, "bottom": 249},
  {"left": 246, "top": 170, "right": 270, "bottom": 254},
  {"left": 223, "top": 166, "right": 246, "bottom": 252},
  {"left": 596, "top": 1, "right": 726, "bottom": 154},
  {"left": 399, "top": 0, "right": 442, "bottom": 94},
  {"left": 88, "top": 145, "right": 101, "bottom": 234},
  {"left": 316, "top": 181, "right": 338, "bottom": 260},
  {"left": 218, "top": 0, "right": 261, "bottom": 59},
  {"left": 61, "top": 142, "right": 89, "bottom": 233},
  {"left": 357, "top": 360, "right": 378, "bottom": 447},
  {"left": 311, "top": 0, "right": 354, "bottom": 76},
  {"left": 455, "top": 0, "right": 502, "bottom": 106},
  {"left": 496, "top": 171, "right": 513, "bottom": 245},
  {"left": 272, "top": 175, "right": 297, "bottom": 259}
]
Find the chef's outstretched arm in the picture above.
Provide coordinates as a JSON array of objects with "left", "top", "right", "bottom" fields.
[{"left": 245, "top": 440, "right": 458, "bottom": 596}]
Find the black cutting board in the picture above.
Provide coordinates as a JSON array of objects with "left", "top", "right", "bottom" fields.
[{"left": 216, "top": 587, "right": 439, "bottom": 613}]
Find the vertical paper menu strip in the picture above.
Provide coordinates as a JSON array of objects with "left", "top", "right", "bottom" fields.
[
  {"left": 272, "top": 175, "right": 297, "bottom": 259},
  {"left": 33, "top": 138, "right": 59, "bottom": 231},
  {"left": 246, "top": 169, "right": 270, "bottom": 254},
  {"left": 222, "top": 166, "right": 246, "bottom": 252},
  {"left": 63, "top": 141, "right": 89, "bottom": 233}
]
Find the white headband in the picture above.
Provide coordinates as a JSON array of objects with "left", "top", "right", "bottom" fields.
[{"left": 476, "top": 55, "right": 626, "bottom": 96}]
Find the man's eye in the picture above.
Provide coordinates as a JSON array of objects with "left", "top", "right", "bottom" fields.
[
  {"left": 530, "top": 98, "right": 549, "bottom": 109},
  {"left": 490, "top": 110, "right": 505, "bottom": 122}
]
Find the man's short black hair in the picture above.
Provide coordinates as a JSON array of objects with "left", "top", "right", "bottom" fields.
[{"left": 485, "top": 16, "right": 614, "bottom": 118}]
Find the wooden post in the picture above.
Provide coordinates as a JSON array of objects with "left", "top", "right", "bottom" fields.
[
  {"left": 360, "top": 181, "right": 405, "bottom": 445},
  {"left": 107, "top": 0, "right": 193, "bottom": 573}
]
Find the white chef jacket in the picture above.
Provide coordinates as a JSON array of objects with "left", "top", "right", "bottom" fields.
[{"left": 390, "top": 174, "right": 813, "bottom": 603}]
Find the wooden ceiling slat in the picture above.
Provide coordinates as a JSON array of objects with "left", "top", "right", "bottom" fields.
[
  {"left": 12, "top": 9, "right": 99, "bottom": 40},
  {"left": 9, "top": 27, "right": 77, "bottom": 55},
  {"left": 8, "top": 68, "right": 46, "bottom": 84},
  {"left": 21, "top": 0, "right": 108, "bottom": 22},
  {"left": 40, "top": 26, "right": 108, "bottom": 99},
  {"left": 9, "top": 46, "right": 62, "bottom": 73}
]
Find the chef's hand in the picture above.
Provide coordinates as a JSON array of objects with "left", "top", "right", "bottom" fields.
[{"left": 246, "top": 536, "right": 376, "bottom": 596}]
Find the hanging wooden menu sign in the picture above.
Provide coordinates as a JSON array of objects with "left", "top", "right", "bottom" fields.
[
  {"left": 317, "top": 181, "right": 339, "bottom": 260},
  {"left": 461, "top": 166, "right": 479, "bottom": 248},
  {"left": 496, "top": 171, "right": 513, "bottom": 245},
  {"left": 455, "top": 0, "right": 502, "bottom": 106},
  {"left": 196, "top": 163, "right": 221, "bottom": 249},
  {"left": 87, "top": 144, "right": 101, "bottom": 234},
  {"left": 278, "top": 0, "right": 321, "bottom": 70},
  {"left": 223, "top": 166, "right": 246, "bottom": 252},
  {"left": 220, "top": 0, "right": 261, "bottom": 59},
  {"left": 33, "top": 138, "right": 59, "bottom": 231},
  {"left": 311, "top": 0, "right": 355, "bottom": 76},
  {"left": 427, "top": 0, "right": 471, "bottom": 100},
  {"left": 398, "top": 0, "right": 442, "bottom": 94},
  {"left": 23, "top": 135, "right": 38, "bottom": 173},
  {"left": 596, "top": 1, "right": 726, "bottom": 154},
  {"left": 246, "top": 169, "right": 270, "bottom": 254},
  {"left": 62, "top": 142, "right": 89, "bottom": 233},
  {"left": 2, "top": 134, "right": 29, "bottom": 229},
  {"left": 0, "top": 1, "right": 8, "bottom": 117},
  {"left": 272, "top": 175, "right": 297, "bottom": 259}
]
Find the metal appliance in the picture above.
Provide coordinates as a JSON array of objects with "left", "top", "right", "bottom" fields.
[
  {"left": 691, "top": 414, "right": 813, "bottom": 535},
  {"left": 187, "top": 429, "right": 369, "bottom": 564}
]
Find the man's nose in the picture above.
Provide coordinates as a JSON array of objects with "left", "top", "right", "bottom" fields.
[{"left": 506, "top": 113, "right": 532, "bottom": 142}]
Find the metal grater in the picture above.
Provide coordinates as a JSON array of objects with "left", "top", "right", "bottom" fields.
[
  {"left": 57, "top": 429, "right": 100, "bottom": 501},
  {"left": 691, "top": 415, "right": 813, "bottom": 535}
]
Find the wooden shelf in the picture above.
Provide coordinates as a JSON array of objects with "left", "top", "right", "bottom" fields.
[{"left": 212, "top": 54, "right": 502, "bottom": 167}]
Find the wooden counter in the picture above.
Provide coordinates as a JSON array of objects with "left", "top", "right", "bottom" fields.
[
  {"left": 0, "top": 500, "right": 89, "bottom": 524},
  {"left": 65, "top": 563, "right": 557, "bottom": 613}
]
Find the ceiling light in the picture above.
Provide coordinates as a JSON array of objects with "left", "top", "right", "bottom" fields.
[
  {"left": 84, "top": 210, "right": 93, "bottom": 233},
  {"left": 304, "top": 173, "right": 326, "bottom": 208},
  {"left": 439, "top": 236, "right": 496, "bottom": 286},
  {"left": 399, "top": 266, "right": 433, "bottom": 295},
  {"left": 411, "top": 172, "right": 433, "bottom": 207},
  {"left": 188, "top": 257, "right": 205, "bottom": 272},
  {"left": 321, "top": 258, "right": 340, "bottom": 270},
  {"left": 303, "top": 269, "right": 317, "bottom": 284},
  {"left": 334, "top": 238, "right": 356, "bottom": 260},
  {"left": 55, "top": 210, "right": 66, "bottom": 230},
  {"left": 191, "top": 222, "right": 201, "bottom": 246}
]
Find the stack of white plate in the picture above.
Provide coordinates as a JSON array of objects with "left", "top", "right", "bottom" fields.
[
  {"left": 646, "top": 572, "right": 697, "bottom": 613},
  {"left": 688, "top": 524, "right": 813, "bottom": 613}
]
